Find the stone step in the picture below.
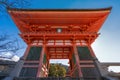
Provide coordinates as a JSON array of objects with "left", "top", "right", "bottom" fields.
[{"left": 14, "top": 77, "right": 103, "bottom": 80}]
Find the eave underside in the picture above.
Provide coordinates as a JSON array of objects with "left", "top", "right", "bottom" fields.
[
  {"left": 8, "top": 8, "right": 111, "bottom": 33},
  {"left": 8, "top": 8, "right": 111, "bottom": 44}
]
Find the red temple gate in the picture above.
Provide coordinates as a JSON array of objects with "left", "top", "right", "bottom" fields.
[{"left": 8, "top": 7, "right": 111, "bottom": 79}]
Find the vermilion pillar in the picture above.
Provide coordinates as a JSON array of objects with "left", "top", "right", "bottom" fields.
[{"left": 73, "top": 44, "right": 83, "bottom": 77}]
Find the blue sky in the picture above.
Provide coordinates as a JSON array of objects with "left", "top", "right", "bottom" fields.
[{"left": 0, "top": 0, "right": 120, "bottom": 72}]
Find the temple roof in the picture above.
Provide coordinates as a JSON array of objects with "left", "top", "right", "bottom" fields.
[
  {"left": 8, "top": 7, "right": 112, "bottom": 11},
  {"left": 8, "top": 7, "right": 111, "bottom": 33}
]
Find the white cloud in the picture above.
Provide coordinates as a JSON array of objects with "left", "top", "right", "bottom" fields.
[
  {"left": 11, "top": 55, "right": 20, "bottom": 62},
  {"left": 50, "top": 59, "right": 69, "bottom": 66},
  {"left": 0, "top": 52, "right": 13, "bottom": 58}
]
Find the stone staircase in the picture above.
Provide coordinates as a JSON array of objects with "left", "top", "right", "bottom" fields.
[{"left": 13, "top": 77, "right": 104, "bottom": 80}]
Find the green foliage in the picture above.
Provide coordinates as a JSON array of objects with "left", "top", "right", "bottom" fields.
[{"left": 48, "top": 64, "right": 66, "bottom": 77}]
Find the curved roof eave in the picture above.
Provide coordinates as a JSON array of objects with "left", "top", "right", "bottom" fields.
[{"left": 7, "top": 7, "right": 112, "bottom": 12}]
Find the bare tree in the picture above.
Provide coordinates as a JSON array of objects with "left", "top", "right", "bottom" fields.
[
  {"left": 0, "top": 0, "right": 30, "bottom": 8},
  {"left": 0, "top": 0, "right": 30, "bottom": 58},
  {"left": 0, "top": 34, "right": 23, "bottom": 59},
  {"left": 0, "top": 0, "right": 30, "bottom": 13},
  {"left": 0, "top": 34, "right": 19, "bottom": 52}
]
